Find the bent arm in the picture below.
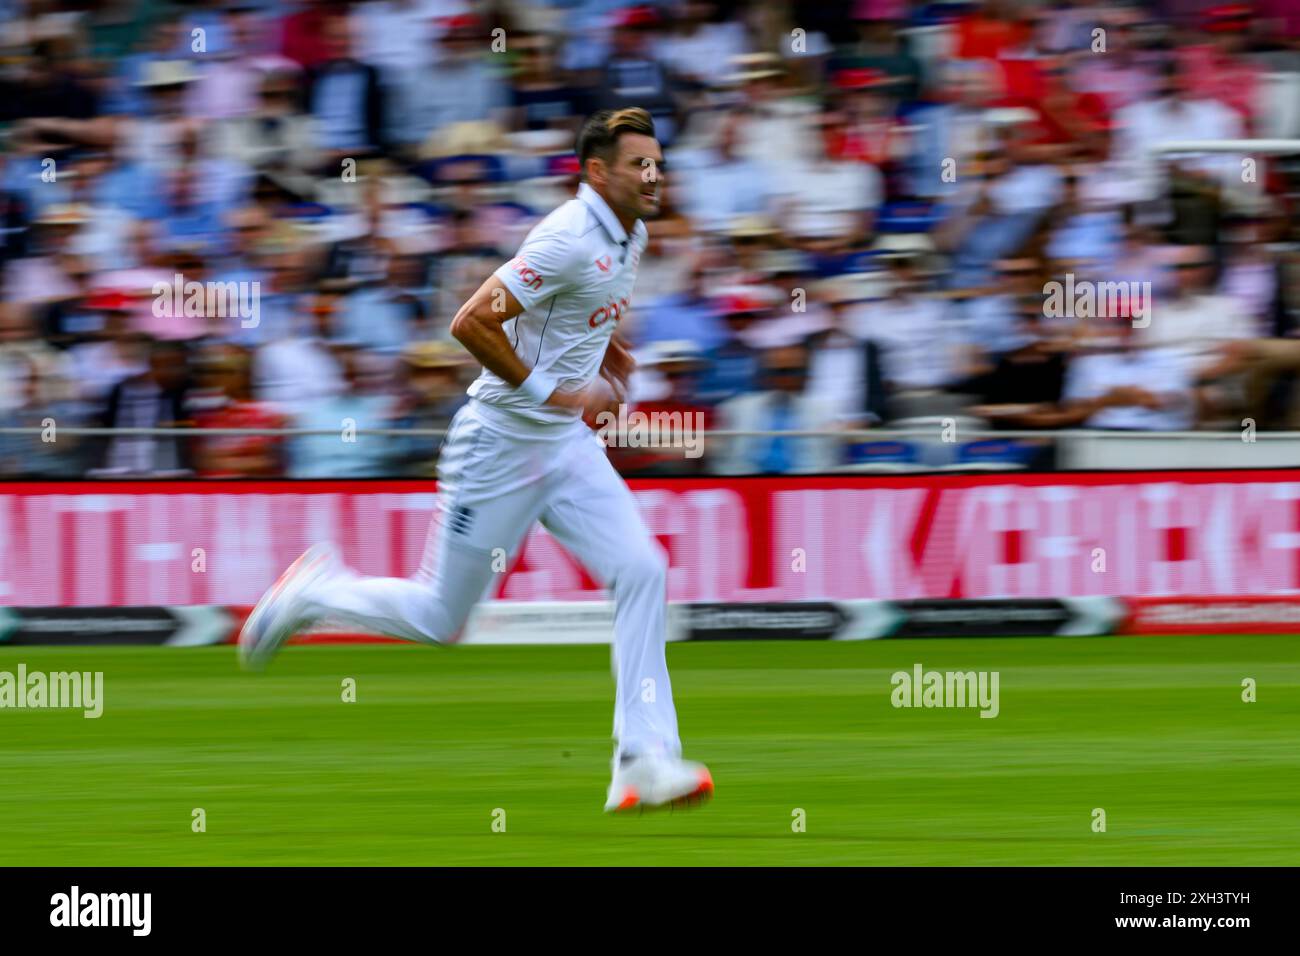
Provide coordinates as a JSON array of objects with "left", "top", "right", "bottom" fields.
[{"left": 448, "top": 274, "right": 533, "bottom": 389}]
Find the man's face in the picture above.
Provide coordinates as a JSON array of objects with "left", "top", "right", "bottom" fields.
[
  {"left": 322, "top": 16, "right": 350, "bottom": 60},
  {"left": 998, "top": 258, "right": 1038, "bottom": 294},
  {"left": 662, "top": 363, "right": 699, "bottom": 401},
  {"left": 955, "top": 70, "right": 989, "bottom": 108},
  {"left": 309, "top": 295, "right": 337, "bottom": 337},
  {"left": 217, "top": 353, "right": 252, "bottom": 398},
  {"left": 612, "top": 26, "right": 646, "bottom": 56},
  {"left": 0, "top": 307, "right": 31, "bottom": 342},
  {"left": 45, "top": 223, "right": 77, "bottom": 252},
  {"left": 389, "top": 254, "right": 426, "bottom": 287},
  {"left": 151, "top": 347, "right": 188, "bottom": 389},
  {"left": 1157, "top": 65, "right": 1187, "bottom": 101},
  {"left": 592, "top": 131, "right": 664, "bottom": 222},
  {"left": 151, "top": 84, "right": 187, "bottom": 117},
  {"left": 259, "top": 76, "right": 297, "bottom": 114},
  {"left": 412, "top": 366, "right": 459, "bottom": 400},
  {"left": 440, "top": 28, "right": 478, "bottom": 62},
  {"left": 229, "top": 209, "right": 269, "bottom": 256},
  {"left": 517, "top": 36, "right": 554, "bottom": 74},
  {"left": 716, "top": 113, "right": 742, "bottom": 158},
  {"left": 890, "top": 257, "right": 921, "bottom": 293},
  {"left": 764, "top": 345, "right": 808, "bottom": 394},
  {"left": 685, "top": 1, "right": 713, "bottom": 24},
  {"left": 75, "top": 154, "right": 110, "bottom": 185},
  {"left": 20, "top": 361, "right": 40, "bottom": 404},
  {"left": 1171, "top": 247, "right": 1213, "bottom": 294},
  {"left": 170, "top": 166, "right": 198, "bottom": 207},
  {"left": 228, "top": 11, "right": 261, "bottom": 52},
  {"left": 1016, "top": 294, "right": 1046, "bottom": 334}
]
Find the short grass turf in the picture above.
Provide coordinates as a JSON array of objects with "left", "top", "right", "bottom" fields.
[{"left": 0, "top": 636, "right": 1296, "bottom": 866}]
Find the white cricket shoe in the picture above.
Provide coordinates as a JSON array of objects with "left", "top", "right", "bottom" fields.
[
  {"left": 604, "top": 753, "right": 714, "bottom": 813},
  {"left": 238, "top": 542, "right": 340, "bottom": 671}
]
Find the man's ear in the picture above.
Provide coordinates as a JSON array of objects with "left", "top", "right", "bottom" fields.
[{"left": 585, "top": 156, "right": 607, "bottom": 190}]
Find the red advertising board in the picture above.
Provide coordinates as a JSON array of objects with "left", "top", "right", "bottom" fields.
[
  {"left": 1124, "top": 595, "right": 1300, "bottom": 634},
  {"left": 2, "top": 470, "right": 1300, "bottom": 607}
]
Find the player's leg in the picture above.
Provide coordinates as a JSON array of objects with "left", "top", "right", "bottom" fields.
[
  {"left": 539, "top": 434, "right": 679, "bottom": 758},
  {"left": 240, "top": 409, "right": 543, "bottom": 666},
  {"left": 538, "top": 430, "right": 711, "bottom": 810},
  {"left": 314, "top": 493, "right": 542, "bottom": 643}
]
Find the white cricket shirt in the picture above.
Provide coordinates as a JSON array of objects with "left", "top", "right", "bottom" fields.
[{"left": 468, "top": 183, "right": 649, "bottom": 425}]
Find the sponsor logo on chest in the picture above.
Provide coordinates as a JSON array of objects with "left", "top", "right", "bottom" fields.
[
  {"left": 585, "top": 247, "right": 638, "bottom": 329},
  {"left": 589, "top": 294, "right": 630, "bottom": 329}
]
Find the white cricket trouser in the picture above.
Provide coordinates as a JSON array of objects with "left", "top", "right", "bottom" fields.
[{"left": 302, "top": 399, "right": 681, "bottom": 759}]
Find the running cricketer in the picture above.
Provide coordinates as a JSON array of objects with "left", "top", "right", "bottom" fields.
[{"left": 239, "top": 109, "right": 713, "bottom": 813}]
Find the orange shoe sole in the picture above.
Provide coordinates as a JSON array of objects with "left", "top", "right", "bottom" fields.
[
  {"left": 669, "top": 768, "right": 714, "bottom": 811},
  {"left": 610, "top": 769, "right": 714, "bottom": 814}
]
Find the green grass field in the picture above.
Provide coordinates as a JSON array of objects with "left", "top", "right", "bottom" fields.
[{"left": 1, "top": 635, "right": 1297, "bottom": 866}]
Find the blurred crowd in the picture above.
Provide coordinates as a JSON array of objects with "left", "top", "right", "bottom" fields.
[{"left": 2, "top": 0, "right": 1300, "bottom": 478}]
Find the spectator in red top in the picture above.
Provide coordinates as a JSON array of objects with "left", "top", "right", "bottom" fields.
[
  {"left": 1174, "top": 6, "right": 1263, "bottom": 131},
  {"left": 833, "top": 70, "right": 906, "bottom": 170},
  {"left": 1256, "top": 0, "right": 1300, "bottom": 37},
  {"left": 279, "top": 0, "right": 345, "bottom": 70},
  {"left": 1065, "top": 10, "right": 1161, "bottom": 119},
  {"left": 193, "top": 343, "right": 287, "bottom": 477},
  {"left": 955, "top": 0, "right": 1032, "bottom": 61},
  {"left": 1014, "top": 58, "right": 1111, "bottom": 149}
]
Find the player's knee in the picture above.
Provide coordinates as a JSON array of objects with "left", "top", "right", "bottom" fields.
[{"left": 614, "top": 542, "right": 667, "bottom": 591}]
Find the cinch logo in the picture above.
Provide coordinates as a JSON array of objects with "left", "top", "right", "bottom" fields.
[
  {"left": 588, "top": 295, "right": 629, "bottom": 329},
  {"left": 50, "top": 886, "right": 151, "bottom": 936},
  {"left": 594, "top": 254, "right": 612, "bottom": 272},
  {"left": 509, "top": 258, "right": 544, "bottom": 291}
]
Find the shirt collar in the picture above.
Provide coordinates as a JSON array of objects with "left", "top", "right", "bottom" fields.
[{"left": 578, "top": 182, "right": 632, "bottom": 246}]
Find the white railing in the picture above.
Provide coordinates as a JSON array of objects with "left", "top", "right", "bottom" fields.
[
  {"left": 1151, "top": 139, "right": 1300, "bottom": 154},
  {"left": 3, "top": 427, "right": 1296, "bottom": 473},
  {"left": 0, "top": 426, "right": 1298, "bottom": 440}
]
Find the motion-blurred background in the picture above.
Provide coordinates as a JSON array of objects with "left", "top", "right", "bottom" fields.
[
  {"left": 2, "top": 0, "right": 1300, "bottom": 478},
  {"left": 2, "top": 4, "right": 1299, "bottom": 872}
]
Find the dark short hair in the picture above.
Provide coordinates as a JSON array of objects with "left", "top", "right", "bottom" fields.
[{"left": 576, "top": 108, "right": 656, "bottom": 177}]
